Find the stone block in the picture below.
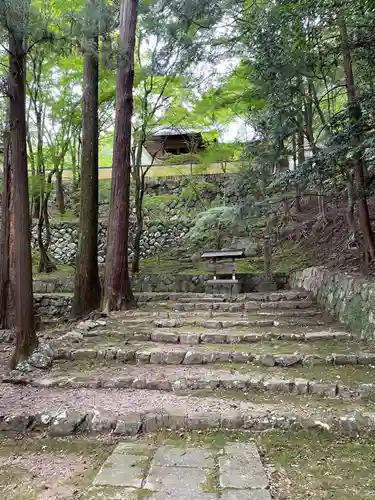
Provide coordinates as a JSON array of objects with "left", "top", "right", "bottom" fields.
[
  {"left": 257, "top": 355, "right": 275, "bottom": 367},
  {"left": 293, "top": 378, "right": 309, "bottom": 394},
  {"left": 180, "top": 333, "right": 200, "bottom": 345},
  {"left": 309, "top": 382, "right": 337, "bottom": 397},
  {"left": 358, "top": 353, "right": 375, "bottom": 365},
  {"left": 145, "top": 379, "right": 172, "bottom": 391},
  {"left": 49, "top": 410, "right": 87, "bottom": 436},
  {"left": 230, "top": 351, "right": 251, "bottom": 363},
  {"left": 117, "top": 350, "right": 136, "bottom": 362},
  {"left": 201, "top": 333, "right": 227, "bottom": 343},
  {"left": 274, "top": 354, "right": 302, "bottom": 367},
  {"left": 143, "top": 412, "right": 167, "bottom": 433},
  {"left": 262, "top": 378, "right": 293, "bottom": 393},
  {"left": 202, "top": 351, "right": 230, "bottom": 363},
  {"left": 70, "top": 348, "right": 97, "bottom": 360},
  {"left": 88, "top": 409, "right": 118, "bottom": 432},
  {"left": 186, "top": 412, "right": 220, "bottom": 430},
  {"left": 114, "top": 413, "right": 142, "bottom": 435},
  {"left": 304, "top": 331, "right": 335, "bottom": 341},
  {"left": 0, "top": 414, "right": 34, "bottom": 433},
  {"left": 81, "top": 487, "right": 138, "bottom": 500},
  {"left": 220, "top": 411, "right": 244, "bottom": 429},
  {"left": 183, "top": 351, "right": 204, "bottom": 364},
  {"left": 332, "top": 354, "right": 358, "bottom": 365},
  {"left": 132, "top": 377, "right": 146, "bottom": 389},
  {"left": 243, "top": 334, "right": 262, "bottom": 343},
  {"left": 136, "top": 351, "right": 151, "bottom": 363},
  {"left": 226, "top": 334, "right": 245, "bottom": 343},
  {"left": 151, "top": 331, "right": 179, "bottom": 343},
  {"left": 164, "top": 351, "right": 185, "bottom": 365},
  {"left": 166, "top": 410, "right": 186, "bottom": 430}
]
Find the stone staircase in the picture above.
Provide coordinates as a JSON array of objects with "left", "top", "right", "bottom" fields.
[{"left": 2, "top": 288, "right": 375, "bottom": 437}]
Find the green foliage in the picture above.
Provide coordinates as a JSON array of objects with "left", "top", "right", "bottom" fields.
[{"left": 187, "top": 205, "right": 239, "bottom": 250}]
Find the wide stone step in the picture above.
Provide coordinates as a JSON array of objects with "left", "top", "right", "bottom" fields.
[
  {"left": 146, "top": 317, "right": 327, "bottom": 329},
  {"left": 139, "top": 300, "right": 315, "bottom": 312},
  {"left": 136, "top": 290, "right": 311, "bottom": 303},
  {"left": 145, "top": 328, "right": 351, "bottom": 344},
  {"left": 52, "top": 343, "right": 375, "bottom": 369},
  {"left": 0, "top": 385, "right": 373, "bottom": 436},
  {"left": 19, "top": 368, "right": 375, "bottom": 400}
]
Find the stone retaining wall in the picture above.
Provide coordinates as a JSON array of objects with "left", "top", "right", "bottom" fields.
[
  {"left": 34, "top": 294, "right": 72, "bottom": 321},
  {"left": 31, "top": 219, "right": 190, "bottom": 265},
  {"left": 290, "top": 266, "right": 375, "bottom": 339}
]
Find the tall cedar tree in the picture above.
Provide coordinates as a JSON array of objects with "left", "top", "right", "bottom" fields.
[
  {"left": 72, "top": 0, "right": 101, "bottom": 318},
  {"left": 0, "top": 105, "right": 15, "bottom": 329},
  {"left": 8, "top": 10, "right": 38, "bottom": 367},
  {"left": 103, "top": 0, "right": 138, "bottom": 311}
]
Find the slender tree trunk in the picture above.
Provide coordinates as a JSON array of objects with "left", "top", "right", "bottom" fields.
[
  {"left": 72, "top": 0, "right": 101, "bottom": 318},
  {"left": 55, "top": 169, "right": 65, "bottom": 215},
  {"left": 0, "top": 109, "right": 15, "bottom": 329},
  {"left": 132, "top": 144, "right": 145, "bottom": 274},
  {"left": 340, "top": 15, "right": 375, "bottom": 260},
  {"left": 346, "top": 167, "right": 356, "bottom": 239},
  {"left": 104, "top": 0, "right": 138, "bottom": 311},
  {"left": 8, "top": 26, "right": 37, "bottom": 368}
]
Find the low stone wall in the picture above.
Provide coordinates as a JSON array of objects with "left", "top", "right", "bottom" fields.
[
  {"left": 33, "top": 273, "right": 289, "bottom": 295},
  {"left": 290, "top": 266, "right": 375, "bottom": 339},
  {"left": 31, "top": 219, "right": 190, "bottom": 265},
  {"left": 34, "top": 294, "right": 72, "bottom": 321}
]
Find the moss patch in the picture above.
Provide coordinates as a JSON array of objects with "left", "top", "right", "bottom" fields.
[{"left": 259, "top": 430, "right": 375, "bottom": 499}]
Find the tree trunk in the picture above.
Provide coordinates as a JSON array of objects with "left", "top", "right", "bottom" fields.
[
  {"left": 0, "top": 110, "right": 16, "bottom": 329},
  {"left": 131, "top": 144, "right": 145, "bottom": 274},
  {"left": 8, "top": 27, "right": 37, "bottom": 368},
  {"left": 340, "top": 15, "right": 375, "bottom": 261},
  {"left": 55, "top": 169, "right": 65, "bottom": 215},
  {"left": 37, "top": 168, "right": 57, "bottom": 274},
  {"left": 72, "top": 0, "right": 101, "bottom": 318},
  {"left": 104, "top": 0, "right": 138, "bottom": 311},
  {"left": 346, "top": 167, "right": 357, "bottom": 240}
]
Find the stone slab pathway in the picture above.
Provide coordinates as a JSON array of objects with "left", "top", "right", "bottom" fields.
[{"left": 84, "top": 441, "right": 271, "bottom": 499}]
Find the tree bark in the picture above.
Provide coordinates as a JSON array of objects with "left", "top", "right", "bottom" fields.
[
  {"left": 72, "top": 0, "right": 101, "bottom": 318},
  {"left": 8, "top": 26, "right": 38, "bottom": 368},
  {"left": 340, "top": 15, "right": 375, "bottom": 260},
  {"left": 0, "top": 108, "right": 16, "bottom": 329},
  {"left": 104, "top": 0, "right": 138, "bottom": 311},
  {"left": 55, "top": 169, "right": 65, "bottom": 215}
]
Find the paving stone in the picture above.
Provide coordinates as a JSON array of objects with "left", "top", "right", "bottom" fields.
[
  {"left": 180, "top": 333, "right": 200, "bottom": 344},
  {"left": 219, "top": 443, "right": 269, "bottom": 490},
  {"left": 221, "top": 490, "right": 271, "bottom": 500},
  {"left": 145, "top": 465, "right": 208, "bottom": 492},
  {"left": 81, "top": 486, "right": 138, "bottom": 499},
  {"left": 94, "top": 464, "right": 143, "bottom": 488},
  {"left": 152, "top": 446, "right": 215, "bottom": 468},
  {"left": 148, "top": 492, "right": 218, "bottom": 500}
]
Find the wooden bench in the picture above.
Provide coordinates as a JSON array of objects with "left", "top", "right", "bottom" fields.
[{"left": 201, "top": 249, "right": 245, "bottom": 295}]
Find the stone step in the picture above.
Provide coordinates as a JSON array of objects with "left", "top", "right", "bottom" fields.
[
  {"left": 0, "top": 386, "right": 372, "bottom": 437},
  {"left": 134, "top": 317, "right": 328, "bottom": 329},
  {"left": 128, "top": 308, "right": 323, "bottom": 318},
  {"left": 18, "top": 368, "right": 375, "bottom": 400},
  {"left": 139, "top": 300, "right": 315, "bottom": 312},
  {"left": 136, "top": 290, "right": 311, "bottom": 303},
  {"left": 53, "top": 343, "right": 375, "bottom": 369},
  {"left": 143, "top": 329, "right": 351, "bottom": 344}
]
